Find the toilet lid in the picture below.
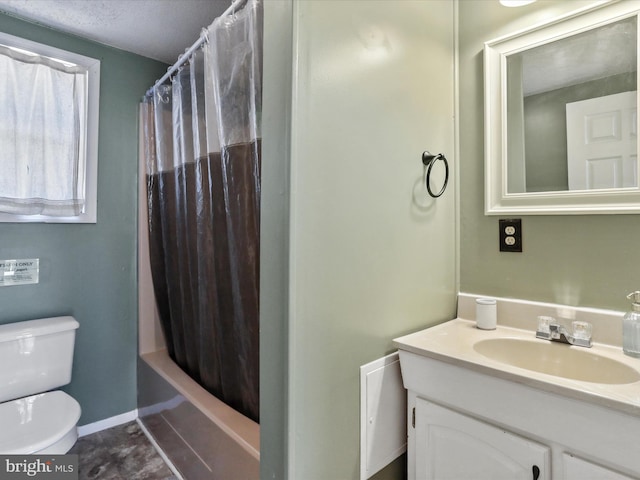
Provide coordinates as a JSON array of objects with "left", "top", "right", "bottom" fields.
[{"left": 0, "top": 390, "right": 81, "bottom": 454}]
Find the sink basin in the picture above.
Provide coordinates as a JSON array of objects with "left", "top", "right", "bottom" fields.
[{"left": 473, "top": 338, "right": 640, "bottom": 385}]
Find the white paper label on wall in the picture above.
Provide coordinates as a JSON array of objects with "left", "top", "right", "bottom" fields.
[{"left": 0, "top": 259, "right": 39, "bottom": 286}]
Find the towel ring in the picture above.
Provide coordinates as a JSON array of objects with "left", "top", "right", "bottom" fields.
[{"left": 422, "top": 151, "right": 449, "bottom": 198}]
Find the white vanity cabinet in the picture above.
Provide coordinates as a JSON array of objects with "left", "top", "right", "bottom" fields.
[
  {"left": 413, "top": 398, "right": 549, "bottom": 480},
  {"left": 398, "top": 349, "right": 640, "bottom": 480},
  {"left": 562, "top": 455, "right": 636, "bottom": 480}
]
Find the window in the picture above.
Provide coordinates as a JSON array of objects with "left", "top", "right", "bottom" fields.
[{"left": 0, "top": 32, "right": 100, "bottom": 223}]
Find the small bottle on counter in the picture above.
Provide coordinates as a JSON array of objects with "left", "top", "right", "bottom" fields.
[{"left": 623, "top": 291, "right": 640, "bottom": 358}]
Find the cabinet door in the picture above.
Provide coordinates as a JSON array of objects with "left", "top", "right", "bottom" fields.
[
  {"left": 563, "top": 454, "right": 638, "bottom": 480},
  {"left": 414, "top": 398, "right": 550, "bottom": 480}
]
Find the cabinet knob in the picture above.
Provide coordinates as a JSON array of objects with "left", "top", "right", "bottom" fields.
[{"left": 532, "top": 465, "right": 540, "bottom": 480}]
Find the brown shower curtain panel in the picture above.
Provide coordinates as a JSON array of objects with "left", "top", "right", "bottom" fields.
[{"left": 141, "top": 0, "right": 262, "bottom": 423}]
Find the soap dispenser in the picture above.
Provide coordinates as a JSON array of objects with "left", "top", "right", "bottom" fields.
[{"left": 623, "top": 291, "right": 640, "bottom": 358}]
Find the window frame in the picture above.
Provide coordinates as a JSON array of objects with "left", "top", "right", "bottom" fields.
[{"left": 0, "top": 32, "right": 100, "bottom": 223}]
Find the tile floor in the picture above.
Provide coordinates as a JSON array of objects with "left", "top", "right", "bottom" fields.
[{"left": 69, "top": 421, "right": 178, "bottom": 480}]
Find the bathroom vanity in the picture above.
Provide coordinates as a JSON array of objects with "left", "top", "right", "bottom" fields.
[{"left": 394, "top": 305, "right": 640, "bottom": 480}]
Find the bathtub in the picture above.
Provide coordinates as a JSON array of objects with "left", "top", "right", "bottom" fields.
[
  {"left": 136, "top": 133, "right": 259, "bottom": 479},
  {"left": 137, "top": 350, "right": 260, "bottom": 479}
]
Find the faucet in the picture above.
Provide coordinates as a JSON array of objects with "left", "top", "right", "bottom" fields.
[{"left": 535, "top": 316, "right": 592, "bottom": 348}]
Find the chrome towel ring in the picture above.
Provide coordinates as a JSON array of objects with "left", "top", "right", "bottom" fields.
[{"left": 422, "top": 151, "right": 449, "bottom": 198}]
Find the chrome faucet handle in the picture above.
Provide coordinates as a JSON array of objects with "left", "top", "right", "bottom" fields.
[
  {"left": 570, "top": 321, "right": 593, "bottom": 348},
  {"left": 535, "top": 316, "right": 554, "bottom": 339},
  {"left": 572, "top": 321, "right": 592, "bottom": 340}
]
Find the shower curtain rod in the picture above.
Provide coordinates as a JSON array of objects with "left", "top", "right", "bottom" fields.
[{"left": 147, "top": 0, "right": 248, "bottom": 95}]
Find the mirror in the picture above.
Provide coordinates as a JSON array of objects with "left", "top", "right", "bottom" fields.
[{"left": 484, "top": 2, "right": 640, "bottom": 214}]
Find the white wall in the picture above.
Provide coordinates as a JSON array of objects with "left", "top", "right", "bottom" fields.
[{"left": 261, "top": 1, "right": 457, "bottom": 479}]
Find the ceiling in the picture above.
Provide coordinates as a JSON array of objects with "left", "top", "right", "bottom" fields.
[
  {"left": 1, "top": 1, "right": 636, "bottom": 95},
  {"left": 0, "top": 0, "right": 230, "bottom": 65},
  {"left": 518, "top": 16, "right": 637, "bottom": 96}
]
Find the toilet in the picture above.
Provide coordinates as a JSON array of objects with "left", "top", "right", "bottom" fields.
[{"left": 0, "top": 316, "right": 81, "bottom": 454}]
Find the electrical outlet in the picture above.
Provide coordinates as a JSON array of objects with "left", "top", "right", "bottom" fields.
[{"left": 499, "top": 218, "right": 522, "bottom": 252}]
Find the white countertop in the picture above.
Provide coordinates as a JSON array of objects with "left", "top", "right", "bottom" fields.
[{"left": 393, "top": 318, "right": 640, "bottom": 417}]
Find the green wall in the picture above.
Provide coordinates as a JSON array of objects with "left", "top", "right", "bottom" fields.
[
  {"left": 459, "top": 0, "right": 640, "bottom": 311},
  {"left": 260, "top": 1, "right": 292, "bottom": 478},
  {"left": 262, "top": 1, "right": 456, "bottom": 479},
  {"left": 0, "top": 12, "right": 167, "bottom": 425}
]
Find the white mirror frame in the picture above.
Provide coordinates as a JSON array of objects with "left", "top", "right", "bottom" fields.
[{"left": 484, "top": 1, "right": 640, "bottom": 215}]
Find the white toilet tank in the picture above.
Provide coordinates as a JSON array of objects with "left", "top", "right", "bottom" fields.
[{"left": 0, "top": 316, "right": 79, "bottom": 403}]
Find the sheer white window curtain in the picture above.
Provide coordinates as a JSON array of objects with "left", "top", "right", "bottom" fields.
[{"left": 0, "top": 44, "right": 87, "bottom": 216}]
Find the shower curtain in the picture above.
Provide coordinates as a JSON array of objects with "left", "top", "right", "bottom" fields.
[{"left": 141, "top": 0, "right": 262, "bottom": 423}]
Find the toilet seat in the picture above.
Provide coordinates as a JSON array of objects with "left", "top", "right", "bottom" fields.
[{"left": 0, "top": 390, "right": 81, "bottom": 454}]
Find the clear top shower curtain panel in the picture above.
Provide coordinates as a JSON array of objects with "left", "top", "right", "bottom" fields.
[{"left": 142, "top": 0, "right": 262, "bottom": 423}]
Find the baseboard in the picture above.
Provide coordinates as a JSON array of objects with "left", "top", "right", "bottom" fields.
[{"left": 77, "top": 409, "right": 138, "bottom": 437}]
